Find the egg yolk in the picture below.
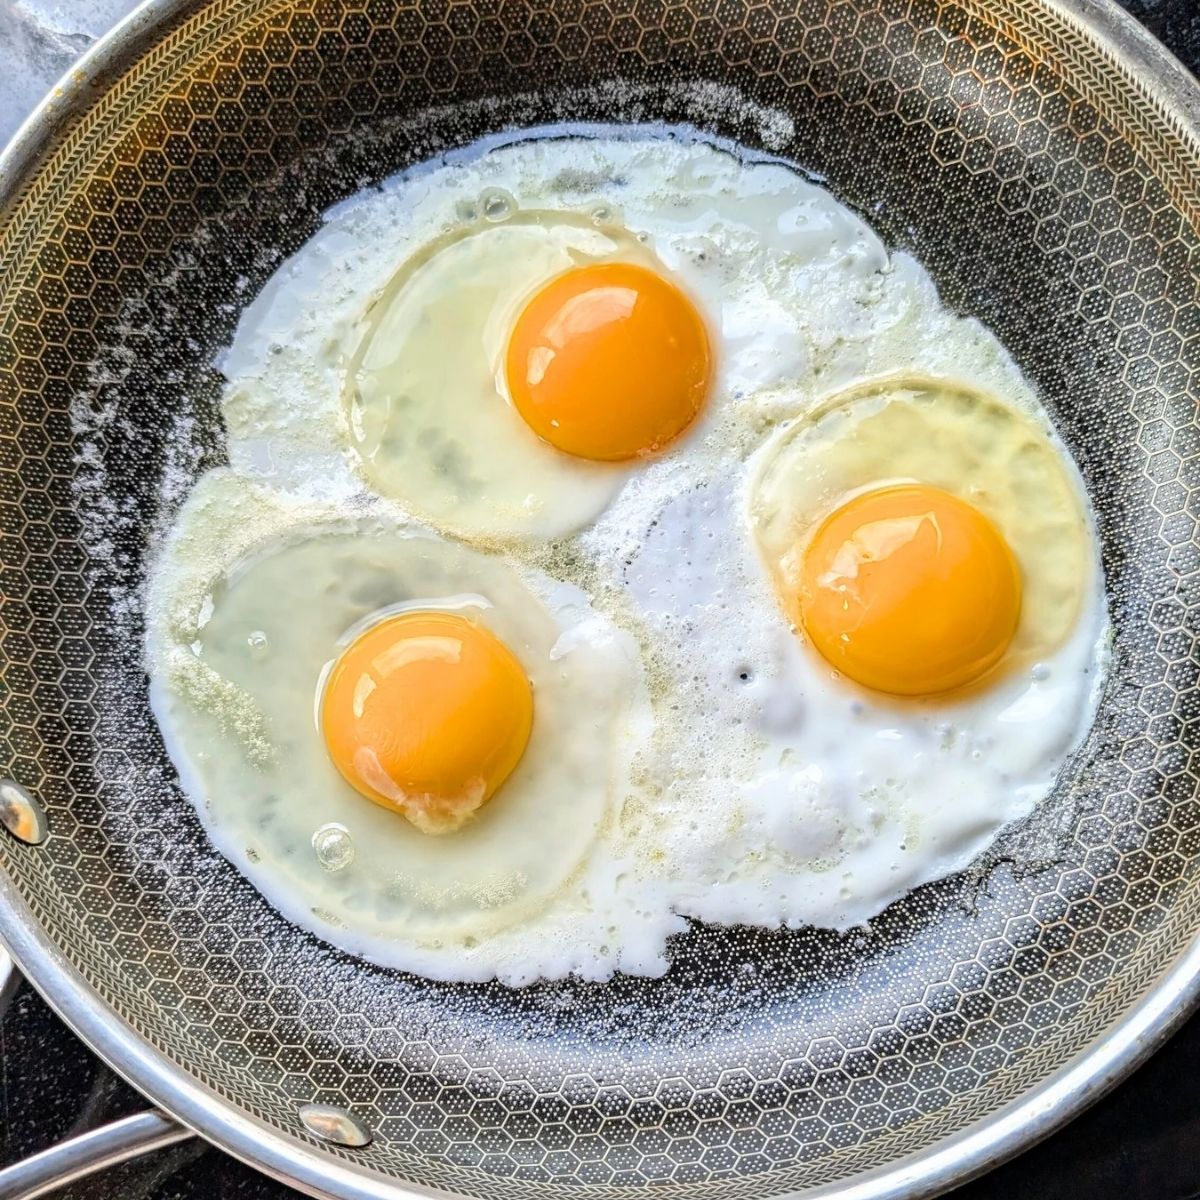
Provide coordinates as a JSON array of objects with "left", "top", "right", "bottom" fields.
[
  {"left": 505, "top": 261, "right": 712, "bottom": 462},
  {"left": 795, "top": 484, "right": 1022, "bottom": 696},
  {"left": 321, "top": 611, "right": 533, "bottom": 835}
]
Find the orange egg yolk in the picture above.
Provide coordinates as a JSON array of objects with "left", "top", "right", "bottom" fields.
[
  {"left": 320, "top": 611, "right": 533, "bottom": 835},
  {"left": 796, "top": 484, "right": 1022, "bottom": 696},
  {"left": 505, "top": 261, "right": 712, "bottom": 462}
]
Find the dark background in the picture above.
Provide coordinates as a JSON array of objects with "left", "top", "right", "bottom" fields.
[{"left": 1, "top": 1, "right": 1197, "bottom": 1197}]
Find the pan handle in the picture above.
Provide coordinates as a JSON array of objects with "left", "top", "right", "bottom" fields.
[
  {"left": 0, "top": 957, "right": 195, "bottom": 1199},
  {"left": 0, "top": 1111, "right": 194, "bottom": 1200}
]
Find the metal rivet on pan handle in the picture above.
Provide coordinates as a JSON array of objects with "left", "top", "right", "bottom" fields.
[
  {"left": 0, "top": 780, "right": 47, "bottom": 845},
  {"left": 298, "top": 1104, "right": 374, "bottom": 1148}
]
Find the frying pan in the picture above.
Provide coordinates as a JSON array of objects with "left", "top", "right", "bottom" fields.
[{"left": 0, "top": 1, "right": 1197, "bottom": 1197}]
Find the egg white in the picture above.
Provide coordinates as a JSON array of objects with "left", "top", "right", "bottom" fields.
[
  {"left": 147, "top": 128, "right": 1111, "bottom": 984},
  {"left": 345, "top": 213, "right": 642, "bottom": 540},
  {"left": 218, "top": 132, "right": 892, "bottom": 534},
  {"left": 598, "top": 472, "right": 1106, "bottom": 933},
  {"left": 146, "top": 471, "right": 683, "bottom": 985}
]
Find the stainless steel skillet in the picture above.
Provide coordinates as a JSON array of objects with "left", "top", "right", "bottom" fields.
[{"left": 0, "top": 1, "right": 1197, "bottom": 1197}]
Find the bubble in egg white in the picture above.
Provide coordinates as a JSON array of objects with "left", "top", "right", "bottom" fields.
[{"left": 312, "top": 823, "right": 355, "bottom": 872}]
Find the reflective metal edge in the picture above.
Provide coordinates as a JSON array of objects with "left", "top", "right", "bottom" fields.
[
  {"left": 0, "top": 1, "right": 1196, "bottom": 1198},
  {"left": 0, "top": 946, "right": 16, "bottom": 1013},
  {"left": 0, "top": 0, "right": 209, "bottom": 202}
]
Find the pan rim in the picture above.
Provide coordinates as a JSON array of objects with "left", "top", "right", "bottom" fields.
[
  {"left": 4, "top": 870, "right": 1200, "bottom": 1200},
  {"left": 0, "top": 0, "right": 1197, "bottom": 1197}
]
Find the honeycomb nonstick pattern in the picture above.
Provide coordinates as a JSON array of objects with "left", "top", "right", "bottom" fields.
[{"left": 0, "top": 0, "right": 1197, "bottom": 1196}]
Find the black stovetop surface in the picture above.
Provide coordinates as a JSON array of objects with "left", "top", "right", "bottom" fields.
[{"left": 2, "top": 2, "right": 1197, "bottom": 1197}]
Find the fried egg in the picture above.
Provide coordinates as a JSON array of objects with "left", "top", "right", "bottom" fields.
[
  {"left": 219, "top": 133, "right": 896, "bottom": 539},
  {"left": 585, "top": 375, "right": 1106, "bottom": 931},
  {"left": 146, "top": 472, "right": 685, "bottom": 984},
  {"left": 147, "top": 128, "right": 1110, "bottom": 984},
  {"left": 344, "top": 215, "right": 645, "bottom": 540}
]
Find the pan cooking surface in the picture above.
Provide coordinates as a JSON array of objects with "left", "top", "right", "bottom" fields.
[{"left": 0, "top": 1, "right": 1197, "bottom": 1196}]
